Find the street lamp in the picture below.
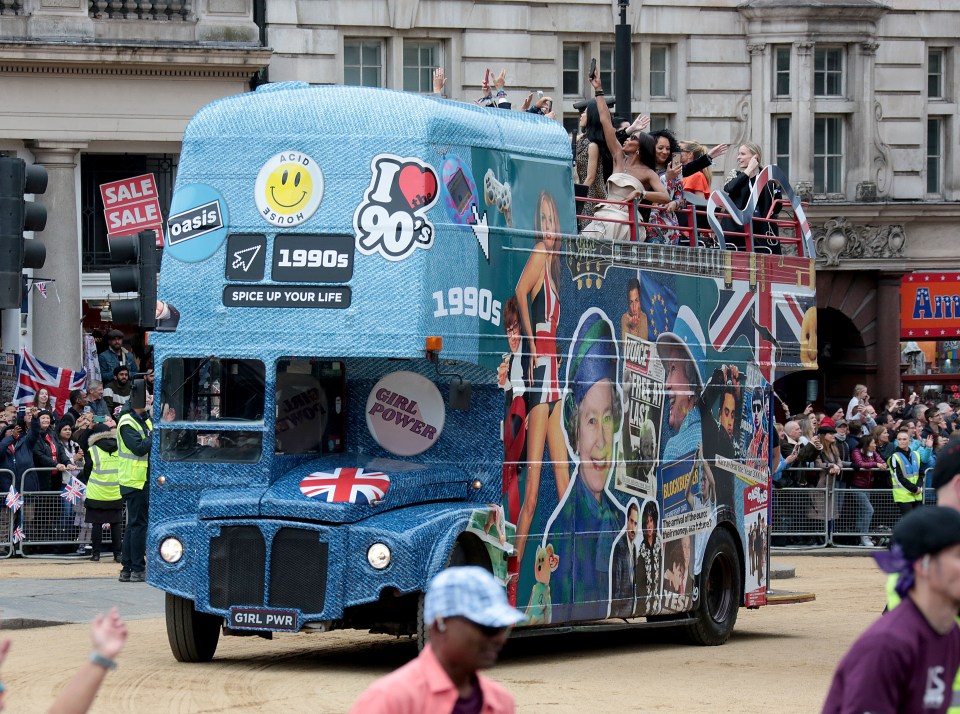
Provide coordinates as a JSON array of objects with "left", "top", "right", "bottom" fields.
[{"left": 615, "top": 0, "right": 632, "bottom": 121}]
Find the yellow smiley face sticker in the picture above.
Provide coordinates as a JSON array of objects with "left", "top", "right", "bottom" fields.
[{"left": 255, "top": 151, "right": 324, "bottom": 227}]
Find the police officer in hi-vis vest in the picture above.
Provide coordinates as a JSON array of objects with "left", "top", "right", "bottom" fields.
[
  {"left": 83, "top": 423, "right": 124, "bottom": 562},
  {"left": 117, "top": 386, "right": 153, "bottom": 583},
  {"left": 889, "top": 429, "right": 924, "bottom": 518}
]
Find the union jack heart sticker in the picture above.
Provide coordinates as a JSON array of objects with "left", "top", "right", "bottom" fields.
[{"left": 299, "top": 467, "right": 390, "bottom": 505}]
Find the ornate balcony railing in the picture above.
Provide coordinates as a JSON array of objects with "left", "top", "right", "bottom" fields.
[{"left": 88, "top": 1, "right": 193, "bottom": 21}]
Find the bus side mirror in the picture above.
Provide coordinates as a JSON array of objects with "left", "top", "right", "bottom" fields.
[{"left": 449, "top": 379, "right": 472, "bottom": 411}]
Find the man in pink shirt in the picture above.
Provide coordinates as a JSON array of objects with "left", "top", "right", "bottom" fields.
[{"left": 351, "top": 566, "right": 524, "bottom": 714}]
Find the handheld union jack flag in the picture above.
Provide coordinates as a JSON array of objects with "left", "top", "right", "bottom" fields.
[
  {"left": 12, "top": 526, "right": 24, "bottom": 543},
  {"left": 13, "top": 347, "right": 86, "bottom": 418},
  {"left": 5, "top": 486, "right": 22, "bottom": 512},
  {"left": 299, "top": 468, "right": 390, "bottom": 505},
  {"left": 60, "top": 476, "right": 86, "bottom": 505}
]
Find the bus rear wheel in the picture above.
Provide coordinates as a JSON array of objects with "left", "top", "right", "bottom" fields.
[
  {"left": 166, "top": 593, "right": 222, "bottom": 662},
  {"left": 684, "top": 528, "right": 741, "bottom": 646}
]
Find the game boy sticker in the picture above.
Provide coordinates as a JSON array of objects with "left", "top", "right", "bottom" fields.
[
  {"left": 164, "top": 184, "right": 229, "bottom": 263},
  {"left": 353, "top": 154, "right": 440, "bottom": 261},
  {"left": 365, "top": 371, "right": 445, "bottom": 456},
  {"left": 255, "top": 151, "right": 324, "bottom": 228}
]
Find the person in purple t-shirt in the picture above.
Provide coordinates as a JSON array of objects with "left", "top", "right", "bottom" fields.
[{"left": 824, "top": 506, "right": 960, "bottom": 714}]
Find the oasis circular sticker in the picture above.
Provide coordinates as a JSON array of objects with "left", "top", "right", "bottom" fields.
[
  {"left": 255, "top": 151, "right": 324, "bottom": 227},
  {"left": 164, "top": 183, "right": 229, "bottom": 263},
  {"left": 365, "top": 371, "right": 445, "bottom": 457}
]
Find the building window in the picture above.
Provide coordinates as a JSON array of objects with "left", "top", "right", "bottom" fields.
[
  {"left": 929, "top": 49, "right": 945, "bottom": 99},
  {"left": 814, "top": 47, "right": 843, "bottom": 97},
  {"left": 650, "top": 115, "right": 670, "bottom": 132},
  {"left": 774, "top": 46, "right": 791, "bottom": 97},
  {"left": 563, "top": 44, "right": 581, "bottom": 95},
  {"left": 650, "top": 45, "right": 670, "bottom": 98},
  {"left": 928, "top": 117, "right": 943, "bottom": 194},
  {"left": 600, "top": 44, "right": 615, "bottom": 98},
  {"left": 344, "top": 39, "right": 383, "bottom": 88},
  {"left": 774, "top": 116, "right": 791, "bottom": 178},
  {"left": 403, "top": 41, "right": 441, "bottom": 93},
  {"left": 814, "top": 116, "right": 843, "bottom": 194}
]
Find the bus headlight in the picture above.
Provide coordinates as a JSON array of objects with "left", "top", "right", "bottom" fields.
[
  {"left": 159, "top": 537, "right": 184, "bottom": 564},
  {"left": 367, "top": 543, "right": 391, "bottom": 570}
]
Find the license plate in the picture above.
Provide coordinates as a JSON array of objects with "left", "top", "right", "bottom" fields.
[{"left": 229, "top": 606, "right": 300, "bottom": 632}]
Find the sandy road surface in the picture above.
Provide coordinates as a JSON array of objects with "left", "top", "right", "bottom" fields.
[{"left": 1, "top": 556, "right": 884, "bottom": 713}]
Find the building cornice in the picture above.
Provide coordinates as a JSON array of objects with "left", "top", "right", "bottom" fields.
[{"left": 0, "top": 41, "right": 271, "bottom": 78}]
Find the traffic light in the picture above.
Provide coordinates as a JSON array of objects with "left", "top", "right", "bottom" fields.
[
  {"left": 0, "top": 156, "right": 47, "bottom": 310},
  {"left": 109, "top": 229, "right": 158, "bottom": 329}
]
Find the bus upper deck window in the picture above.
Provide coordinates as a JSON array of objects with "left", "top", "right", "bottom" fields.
[{"left": 275, "top": 358, "right": 346, "bottom": 455}]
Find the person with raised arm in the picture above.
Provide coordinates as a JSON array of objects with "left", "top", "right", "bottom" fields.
[{"left": 585, "top": 65, "right": 669, "bottom": 242}]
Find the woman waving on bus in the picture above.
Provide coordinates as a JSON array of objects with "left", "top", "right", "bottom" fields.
[
  {"left": 513, "top": 191, "right": 571, "bottom": 574},
  {"left": 585, "top": 63, "right": 670, "bottom": 242}
]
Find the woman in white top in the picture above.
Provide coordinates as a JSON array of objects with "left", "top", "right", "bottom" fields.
[{"left": 586, "top": 68, "right": 670, "bottom": 242}]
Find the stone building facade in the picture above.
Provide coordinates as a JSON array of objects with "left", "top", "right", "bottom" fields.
[{"left": 0, "top": 0, "right": 956, "bottom": 404}]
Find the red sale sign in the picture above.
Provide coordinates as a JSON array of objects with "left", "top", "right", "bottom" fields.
[{"left": 100, "top": 174, "right": 164, "bottom": 246}]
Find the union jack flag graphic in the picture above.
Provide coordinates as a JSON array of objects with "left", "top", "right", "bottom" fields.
[
  {"left": 5, "top": 486, "right": 22, "bottom": 512},
  {"left": 13, "top": 348, "right": 86, "bottom": 418},
  {"left": 708, "top": 279, "right": 757, "bottom": 353},
  {"left": 60, "top": 476, "right": 86, "bottom": 505},
  {"left": 299, "top": 468, "right": 390, "bottom": 505},
  {"left": 12, "top": 526, "right": 24, "bottom": 543}
]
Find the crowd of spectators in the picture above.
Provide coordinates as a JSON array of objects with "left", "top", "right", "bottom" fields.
[
  {"left": 0, "top": 331, "right": 151, "bottom": 557},
  {"left": 772, "top": 383, "right": 959, "bottom": 546}
]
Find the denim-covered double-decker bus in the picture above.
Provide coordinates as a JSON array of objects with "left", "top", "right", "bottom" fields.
[{"left": 149, "top": 83, "right": 816, "bottom": 661}]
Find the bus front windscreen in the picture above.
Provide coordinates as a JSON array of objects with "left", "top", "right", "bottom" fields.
[{"left": 159, "top": 357, "right": 265, "bottom": 463}]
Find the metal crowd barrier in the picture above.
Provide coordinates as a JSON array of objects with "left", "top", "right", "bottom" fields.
[
  {"left": 0, "top": 468, "right": 13, "bottom": 559},
  {"left": 773, "top": 465, "right": 936, "bottom": 549},
  {"left": 17, "top": 467, "right": 125, "bottom": 559}
]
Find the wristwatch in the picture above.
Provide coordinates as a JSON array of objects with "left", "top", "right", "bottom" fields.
[{"left": 89, "top": 651, "right": 117, "bottom": 670}]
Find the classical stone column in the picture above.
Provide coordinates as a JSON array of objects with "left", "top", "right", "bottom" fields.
[
  {"left": 794, "top": 42, "right": 814, "bottom": 188},
  {"left": 876, "top": 274, "right": 903, "bottom": 399},
  {"left": 25, "top": 141, "right": 87, "bottom": 371}
]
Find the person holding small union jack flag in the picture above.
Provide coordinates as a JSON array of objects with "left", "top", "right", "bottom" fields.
[{"left": 0, "top": 408, "right": 41, "bottom": 493}]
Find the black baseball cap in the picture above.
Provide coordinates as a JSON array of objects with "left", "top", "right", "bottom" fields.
[
  {"left": 893, "top": 506, "right": 960, "bottom": 561},
  {"left": 932, "top": 435, "right": 960, "bottom": 490}
]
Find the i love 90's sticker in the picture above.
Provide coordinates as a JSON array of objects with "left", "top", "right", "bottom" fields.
[{"left": 255, "top": 151, "right": 324, "bottom": 228}]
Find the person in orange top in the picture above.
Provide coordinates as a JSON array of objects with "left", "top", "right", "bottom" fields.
[
  {"left": 680, "top": 140, "right": 713, "bottom": 199},
  {"left": 350, "top": 566, "right": 524, "bottom": 714}
]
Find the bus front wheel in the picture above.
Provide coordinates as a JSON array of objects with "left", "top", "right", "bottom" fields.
[
  {"left": 684, "top": 528, "right": 741, "bottom": 646},
  {"left": 166, "top": 593, "right": 222, "bottom": 662}
]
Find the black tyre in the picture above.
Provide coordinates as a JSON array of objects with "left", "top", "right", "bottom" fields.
[
  {"left": 166, "top": 593, "right": 222, "bottom": 662},
  {"left": 684, "top": 528, "right": 741, "bottom": 646},
  {"left": 415, "top": 539, "right": 482, "bottom": 651}
]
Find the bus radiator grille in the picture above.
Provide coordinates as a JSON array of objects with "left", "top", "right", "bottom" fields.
[
  {"left": 268, "top": 528, "right": 328, "bottom": 614},
  {"left": 208, "top": 526, "right": 267, "bottom": 609}
]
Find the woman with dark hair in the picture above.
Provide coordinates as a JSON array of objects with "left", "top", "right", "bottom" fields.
[
  {"left": 33, "top": 409, "right": 70, "bottom": 491},
  {"left": 574, "top": 100, "right": 611, "bottom": 228},
  {"left": 636, "top": 500, "right": 662, "bottom": 616},
  {"left": 647, "top": 129, "right": 685, "bottom": 244},
  {"left": 585, "top": 69, "right": 670, "bottom": 242}
]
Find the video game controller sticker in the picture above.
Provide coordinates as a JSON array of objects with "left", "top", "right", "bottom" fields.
[
  {"left": 483, "top": 169, "right": 513, "bottom": 227},
  {"left": 353, "top": 154, "right": 440, "bottom": 262}
]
